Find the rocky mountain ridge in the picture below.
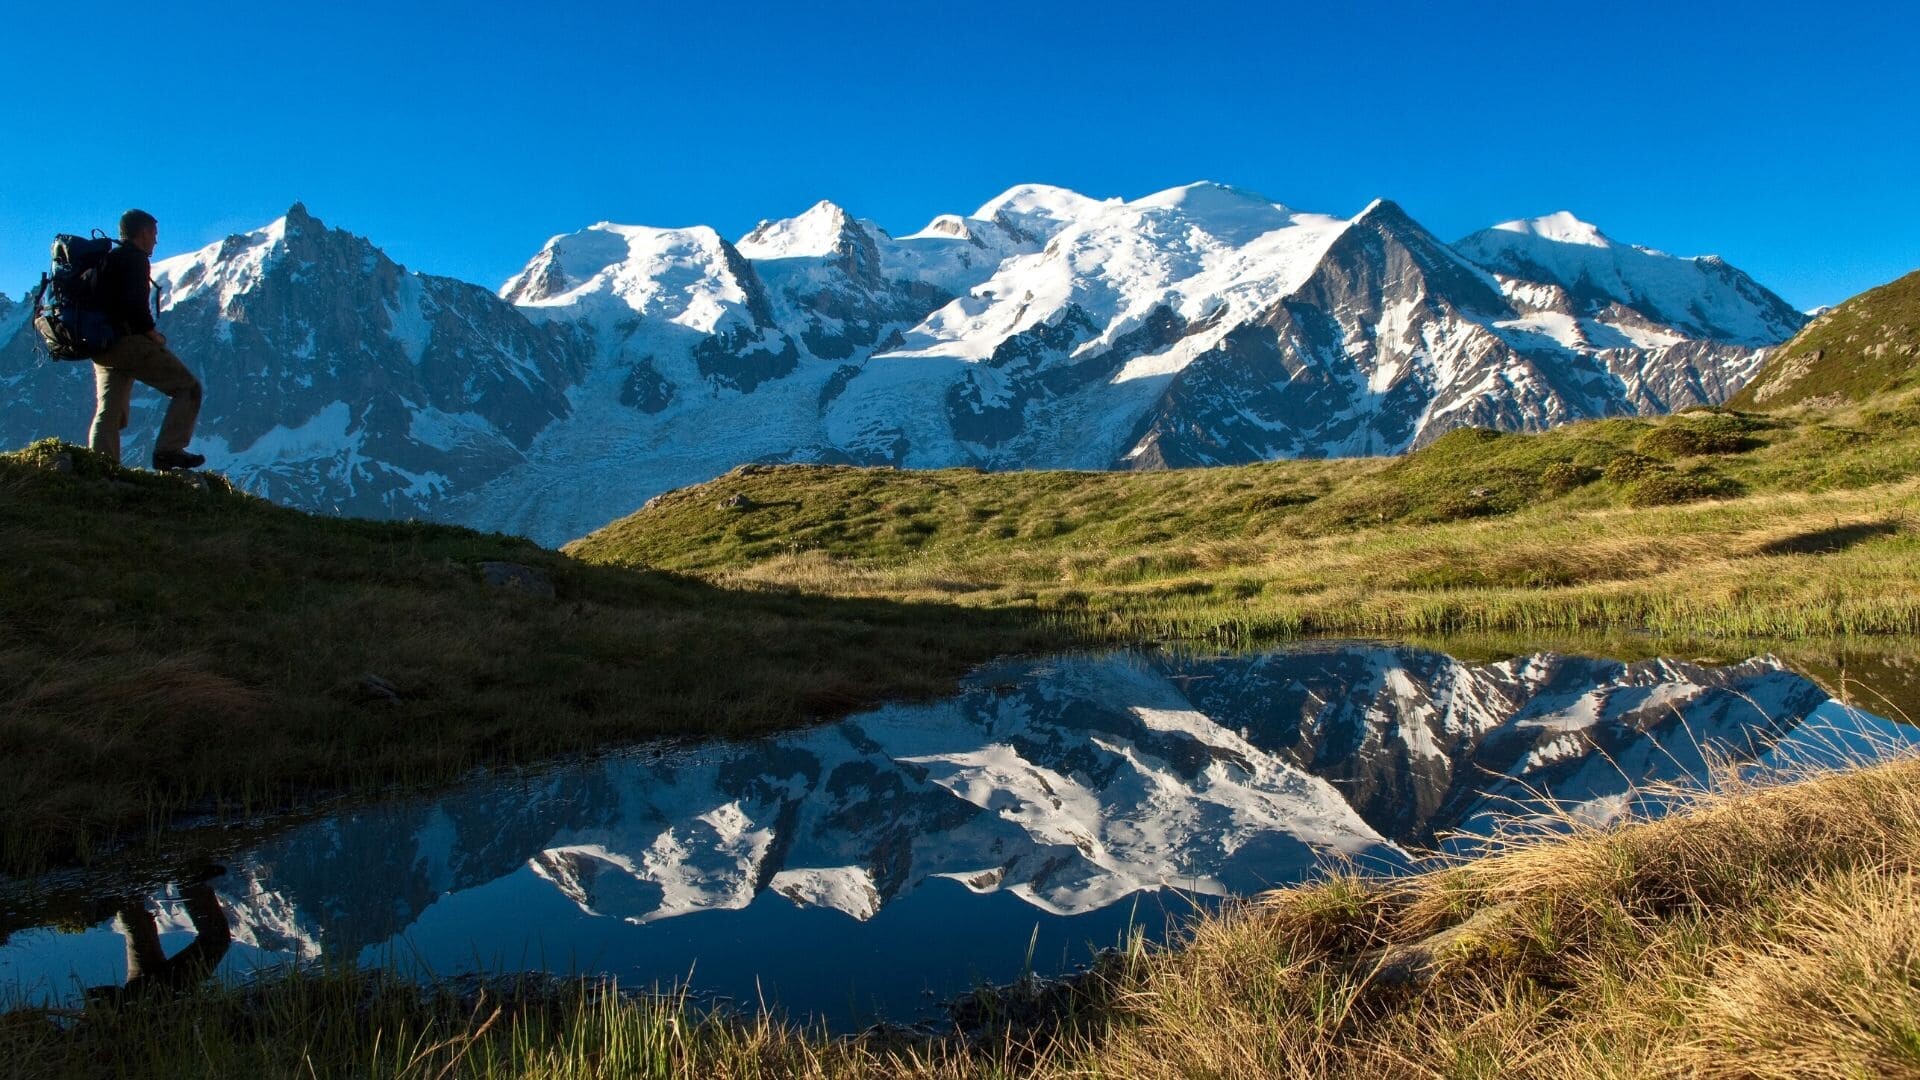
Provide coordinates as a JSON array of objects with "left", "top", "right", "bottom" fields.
[{"left": 0, "top": 185, "right": 1806, "bottom": 543}]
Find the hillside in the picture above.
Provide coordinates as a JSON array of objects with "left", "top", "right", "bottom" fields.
[
  {"left": 1729, "top": 269, "right": 1920, "bottom": 409},
  {"left": 569, "top": 395, "right": 1920, "bottom": 641},
  {"left": 0, "top": 442, "right": 1062, "bottom": 871}
]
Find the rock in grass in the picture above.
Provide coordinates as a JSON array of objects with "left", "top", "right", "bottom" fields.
[
  {"left": 356, "top": 673, "right": 403, "bottom": 704},
  {"left": 479, "top": 561, "right": 556, "bottom": 598}
]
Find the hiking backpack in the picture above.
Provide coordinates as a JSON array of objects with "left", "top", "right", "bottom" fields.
[{"left": 29, "top": 231, "right": 120, "bottom": 360}]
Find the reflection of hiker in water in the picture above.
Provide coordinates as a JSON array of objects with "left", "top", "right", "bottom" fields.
[{"left": 86, "top": 872, "right": 231, "bottom": 1004}]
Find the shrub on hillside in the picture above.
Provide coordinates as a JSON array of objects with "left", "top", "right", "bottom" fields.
[
  {"left": 1430, "top": 488, "right": 1504, "bottom": 521},
  {"left": 1603, "top": 453, "right": 1667, "bottom": 484},
  {"left": 1638, "top": 414, "right": 1762, "bottom": 457},
  {"left": 1626, "top": 468, "right": 1744, "bottom": 507},
  {"left": 1540, "top": 461, "right": 1601, "bottom": 494}
]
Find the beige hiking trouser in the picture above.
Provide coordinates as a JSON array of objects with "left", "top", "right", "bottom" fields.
[{"left": 90, "top": 333, "right": 202, "bottom": 463}]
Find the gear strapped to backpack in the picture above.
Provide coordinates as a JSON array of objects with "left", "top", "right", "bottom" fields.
[{"left": 30, "top": 231, "right": 122, "bottom": 360}]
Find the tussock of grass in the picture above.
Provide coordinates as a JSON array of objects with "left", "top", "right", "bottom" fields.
[
  {"left": 571, "top": 394, "right": 1920, "bottom": 643},
  {"left": 9, "top": 755, "right": 1920, "bottom": 1078},
  {"left": 0, "top": 442, "right": 1075, "bottom": 873}
]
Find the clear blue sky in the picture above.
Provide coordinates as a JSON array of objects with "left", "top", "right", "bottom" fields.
[{"left": 2, "top": 1, "right": 1914, "bottom": 310}]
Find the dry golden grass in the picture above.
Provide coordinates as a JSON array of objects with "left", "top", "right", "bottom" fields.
[{"left": 11, "top": 756, "right": 1920, "bottom": 1078}]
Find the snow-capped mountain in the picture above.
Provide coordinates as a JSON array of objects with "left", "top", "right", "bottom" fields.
[
  {"left": 1454, "top": 211, "right": 1808, "bottom": 347},
  {"left": 97, "top": 645, "right": 1862, "bottom": 962},
  {"left": 0, "top": 186, "right": 1804, "bottom": 543},
  {"left": 1, "top": 204, "right": 586, "bottom": 518}
]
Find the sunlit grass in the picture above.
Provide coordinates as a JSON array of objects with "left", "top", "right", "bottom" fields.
[{"left": 571, "top": 396, "right": 1920, "bottom": 645}]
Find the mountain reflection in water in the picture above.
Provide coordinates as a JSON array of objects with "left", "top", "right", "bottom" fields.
[{"left": 2, "top": 642, "right": 1910, "bottom": 1024}]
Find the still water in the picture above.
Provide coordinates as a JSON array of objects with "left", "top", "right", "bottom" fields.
[{"left": 2, "top": 641, "right": 1912, "bottom": 1026}]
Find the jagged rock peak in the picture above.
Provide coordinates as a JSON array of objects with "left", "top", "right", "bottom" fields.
[
  {"left": 1351, "top": 197, "right": 1411, "bottom": 223},
  {"left": 736, "top": 200, "right": 869, "bottom": 260}
]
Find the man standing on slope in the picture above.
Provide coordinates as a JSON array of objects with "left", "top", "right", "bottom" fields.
[{"left": 91, "top": 209, "right": 204, "bottom": 470}]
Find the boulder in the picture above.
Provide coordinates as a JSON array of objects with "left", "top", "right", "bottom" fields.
[{"left": 479, "top": 561, "right": 556, "bottom": 598}]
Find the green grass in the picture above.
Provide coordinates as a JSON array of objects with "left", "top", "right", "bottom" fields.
[
  {"left": 567, "top": 395, "right": 1920, "bottom": 642},
  {"left": 1730, "top": 268, "right": 1920, "bottom": 409},
  {"left": 0, "top": 441, "right": 1080, "bottom": 873}
]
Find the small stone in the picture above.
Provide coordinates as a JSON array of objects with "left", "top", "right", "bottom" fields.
[
  {"left": 357, "top": 673, "right": 402, "bottom": 704},
  {"left": 1469, "top": 487, "right": 1496, "bottom": 499},
  {"left": 480, "top": 561, "right": 556, "bottom": 598},
  {"left": 720, "top": 493, "right": 754, "bottom": 511}
]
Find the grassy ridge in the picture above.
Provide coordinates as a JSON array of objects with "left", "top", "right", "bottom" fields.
[
  {"left": 569, "top": 396, "right": 1920, "bottom": 641},
  {"left": 1729, "top": 269, "right": 1920, "bottom": 410},
  {"left": 0, "top": 442, "right": 1072, "bottom": 872},
  {"left": 8, "top": 755, "right": 1919, "bottom": 1078}
]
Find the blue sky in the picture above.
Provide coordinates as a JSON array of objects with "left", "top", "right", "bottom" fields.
[{"left": 2, "top": 0, "right": 1914, "bottom": 310}]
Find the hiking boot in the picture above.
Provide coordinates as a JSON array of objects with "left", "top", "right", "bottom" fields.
[{"left": 152, "top": 449, "right": 206, "bottom": 471}]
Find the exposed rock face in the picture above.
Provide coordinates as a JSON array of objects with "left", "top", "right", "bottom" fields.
[
  {"left": 479, "top": 561, "right": 555, "bottom": 598},
  {"left": 0, "top": 186, "right": 1804, "bottom": 543}
]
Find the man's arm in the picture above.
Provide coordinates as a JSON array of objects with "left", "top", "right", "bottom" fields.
[{"left": 100, "top": 250, "right": 157, "bottom": 338}]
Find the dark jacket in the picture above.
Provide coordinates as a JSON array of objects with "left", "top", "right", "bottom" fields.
[{"left": 95, "top": 243, "right": 155, "bottom": 337}]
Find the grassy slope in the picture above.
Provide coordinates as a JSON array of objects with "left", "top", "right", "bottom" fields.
[
  {"left": 22, "top": 391, "right": 1920, "bottom": 872},
  {"left": 0, "top": 442, "right": 1073, "bottom": 872},
  {"left": 8, "top": 756, "right": 1919, "bottom": 1078},
  {"left": 1730, "top": 268, "right": 1920, "bottom": 409},
  {"left": 570, "top": 395, "right": 1920, "bottom": 640}
]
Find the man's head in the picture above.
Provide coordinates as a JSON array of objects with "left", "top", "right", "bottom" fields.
[{"left": 119, "top": 209, "right": 158, "bottom": 255}]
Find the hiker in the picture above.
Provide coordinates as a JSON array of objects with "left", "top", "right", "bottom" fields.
[
  {"left": 90, "top": 209, "right": 205, "bottom": 470},
  {"left": 85, "top": 871, "right": 232, "bottom": 1005}
]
